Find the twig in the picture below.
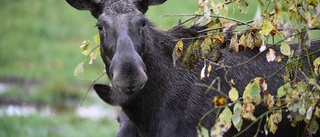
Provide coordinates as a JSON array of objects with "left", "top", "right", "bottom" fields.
[
  {"left": 161, "top": 14, "right": 252, "bottom": 26},
  {"left": 80, "top": 72, "right": 106, "bottom": 106}
]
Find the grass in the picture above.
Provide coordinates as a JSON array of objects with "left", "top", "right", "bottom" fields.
[
  {"left": 0, "top": 0, "right": 198, "bottom": 136},
  {"left": 0, "top": 113, "right": 118, "bottom": 137}
]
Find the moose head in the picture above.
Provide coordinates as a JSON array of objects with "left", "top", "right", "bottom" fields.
[{"left": 66, "top": 0, "right": 167, "bottom": 105}]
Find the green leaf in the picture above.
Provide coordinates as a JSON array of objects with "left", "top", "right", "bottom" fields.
[
  {"left": 232, "top": 102, "right": 243, "bottom": 131},
  {"left": 74, "top": 62, "right": 85, "bottom": 76},
  {"left": 243, "top": 81, "right": 261, "bottom": 104},
  {"left": 277, "top": 84, "right": 286, "bottom": 98},
  {"left": 280, "top": 42, "right": 291, "bottom": 56},
  {"left": 216, "top": 107, "right": 232, "bottom": 133},
  {"left": 93, "top": 34, "right": 100, "bottom": 45},
  {"left": 308, "top": 118, "right": 319, "bottom": 134},
  {"left": 236, "top": 0, "right": 249, "bottom": 13},
  {"left": 197, "top": 126, "right": 209, "bottom": 137},
  {"left": 229, "top": 87, "right": 239, "bottom": 102}
]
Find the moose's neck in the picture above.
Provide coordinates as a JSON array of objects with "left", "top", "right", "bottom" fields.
[{"left": 121, "top": 26, "right": 204, "bottom": 136}]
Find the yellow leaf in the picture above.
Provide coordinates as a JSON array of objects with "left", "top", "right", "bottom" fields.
[
  {"left": 80, "top": 40, "right": 90, "bottom": 50},
  {"left": 82, "top": 50, "right": 90, "bottom": 56},
  {"left": 259, "top": 21, "right": 273, "bottom": 36},
  {"left": 241, "top": 96, "right": 256, "bottom": 121},
  {"left": 228, "top": 87, "right": 239, "bottom": 102},
  {"left": 267, "top": 110, "right": 282, "bottom": 134},
  {"left": 207, "top": 64, "right": 212, "bottom": 77},
  {"left": 313, "top": 57, "right": 320, "bottom": 76},
  {"left": 212, "top": 96, "right": 227, "bottom": 107},
  {"left": 89, "top": 52, "right": 97, "bottom": 64},
  {"left": 229, "top": 33, "right": 239, "bottom": 53},
  {"left": 264, "top": 93, "right": 274, "bottom": 110},
  {"left": 238, "top": 34, "right": 247, "bottom": 49}
]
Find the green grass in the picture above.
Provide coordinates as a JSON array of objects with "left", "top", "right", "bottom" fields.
[
  {"left": 0, "top": 0, "right": 199, "bottom": 136},
  {"left": 0, "top": 113, "right": 118, "bottom": 137}
]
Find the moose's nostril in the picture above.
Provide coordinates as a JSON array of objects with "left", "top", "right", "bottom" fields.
[{"left": 127, "top": 86, "right": 136, "bottom": 91}]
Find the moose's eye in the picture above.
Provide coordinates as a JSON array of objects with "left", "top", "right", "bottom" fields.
[
  {"left": 141, "top": 20, "right": 147, "bottom": 27},
  {"left": 96, "top": 24, "right": 103, "bottom": 31}
]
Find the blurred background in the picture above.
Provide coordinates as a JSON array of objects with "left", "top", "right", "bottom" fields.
[
  {"left": 0, "top": 0, "right": 262, "bottom": 136},
  {"left": 0, "top": 0, "right": 201, "bottom": 136}
]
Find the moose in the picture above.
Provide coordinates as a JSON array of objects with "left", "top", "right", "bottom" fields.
[{"left": 66, "top": 0, "right": 319, "bottom": 136}]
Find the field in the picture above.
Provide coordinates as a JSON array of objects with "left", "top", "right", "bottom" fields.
[{"left": 0, "top": 0, "right": 201, "bottom": 136}]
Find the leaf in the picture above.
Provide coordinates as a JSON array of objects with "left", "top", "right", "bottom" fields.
[
  {"left": 216, "top": 107, "right": 232, "bottom": 133},
  {"left": 246, "top": 33, "right": 255, "bottom": 49},
  {"left": 207, "top": 64, "right": 212, "bottom": 77},
  {"left": 277, "top": 83, "right": 290, "bottom": 98},
  {"left": 308, "top": 118, "right": 319, "bottom": 135},
  {"left": 212, "top": 96, "right": 227, "bottom": 107},
  {"left": 228, "top": 87, "right": 239, "bottom": 102},
  {"left": 74, "top": 62, "right": 85, "bottom": 76},
  {"left": 306, "top": 106, "right": 313, "bottom": 120},
  {"left": 259, "top": 41, "right": 266, "bottom": 52},
  {"left": 252, "top": 7, "right": 262, "bottom": 29},
  {"left": 277, "top": 86, "right": 285, "bottom": 98},
  {"left": 210, "top": 123, "right": 223, "bottom": 137},
  {"left": 307, "top": 0, "right": 318, "bottom": 7},
  {"left": 81, "top": 50, "right": 90, "bottom": 56},
  {"left": 259, "top": 21, "right": 274, "bottom": 36},
  {"left": 207, "top": 37, "right": 222, "bottom": 62},
  {"left": 89, "top": 51, "right": 97, "bottom": 64},
  {"left": 229, "top": 33, "right": 239, "bottom": 53},
  {"left": 173, "top": 39, "right": 184, "bottom": 66},
  {"left": 93, "top": 34, "right": 100, "bottom": 45},
  {"left": 200, "top": 62, "right": 206, "bottom": 80},
  {"left": 266, "top": 48, "right": 276, "bottom": 62},
  {"left": 313, "top": 57, "right": 320, "bottom": 76},
  {"left": 80, "top": 40, "right": 90, "bottom": 50},
  {"left": 267, "top": 110, "right": 282, "bottom": 134},
  {"left": 183, "top": 40, "right": 201, "bottom": 70},
  {"left": 257, "top": 0, "right": 264, "bottom": 7},
  {"left": 264, "top": 93, "right": 274, "bottom": 110},
  {"left": 223, "top": 22, "right": 238, "bottom": 39},
  {"left": 236, "top": 0, "right": 249, "bottom": 13},
  {"left": 241, "top": 96, "right": 256, "bottom": 121},
  {"left": 197, "top": 126, "right": 209, "bottom": 137},
  {"left": 243, "top": 80, "right": 261, "bottom": 105},
  {"left": 232, "top": 102, "right": 243, "bottom": 131},
  {"left": 200, "top": 37, "right": 212, "bottom": 57},
  {"left": 280, "top": 42, "right": 291, "bottom": 56},
  {"left": 238, "top": 34, "right": 247, "bottom": 49},
  {"left": 250, "top": 82, "right": 261, "bottom": 104}
]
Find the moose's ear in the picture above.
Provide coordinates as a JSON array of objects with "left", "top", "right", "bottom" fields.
[
  {"left": 133, "top": 0, "right": 167, "bottom": 14},
  {"left": 66, "top": 0, "right": 103, "bottom": 18},
  {"left": 93, "top": 84, "right": 118, "bottom": 106}
]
